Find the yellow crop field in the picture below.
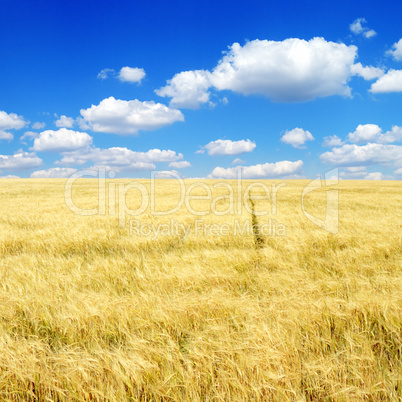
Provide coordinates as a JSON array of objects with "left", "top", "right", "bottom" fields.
[{"left": 0, "top": 178, "right": 401, "bottom": 401}]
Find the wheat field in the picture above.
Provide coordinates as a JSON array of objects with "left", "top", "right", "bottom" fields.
[{"left": 0, "top": 178, "right": 401, "bottom": 401}]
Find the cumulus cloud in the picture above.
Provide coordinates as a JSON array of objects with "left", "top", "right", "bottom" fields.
[
  {"left": 97, "top": 68, "right": 115, "bottom": 80},
  {"left": 0, "top": 152, "right": 42, "bottom": 170},
  {"left": 322, "top": 135, "right": 345, "bottom": 147},
  {"left": 394, "top": 168, "right": 402, "bottom": 175},
  {"left": 379, "top": 126, "right": 402, "bottom": 143},
  {"left": 386, "top": 39, "right": 402, "bottom": 61},
  {"left": 365, "top": 172, "right": 384, "bottom": 180},
  {"left": 155, "top": 70, "right": 212, "bottom": 109},
  {"left": 347, "top": 124, "right": 381, "bottom": 143},
  {"left": 201, "top": 139, "right": 256, "bottom": 156},
  {"left": 350, "top": 63, "right": 384, "bottom": 80},
  {"left": 0, "top": 110, "right": 28, "bottom": 131},
  {"left": 340, "top": 167, "right": 386, "bottom": 180},
  {"left": 208, "top": 160, "right": 303, "bottom": 179},
  {"left": 365, "top": 30, "right": 377, "bottom": 39},
  {"left": 350, "top": 18, "right": 376, "bottom": 38},
  {"left": 55, "top": 115, "right": 75, "bottom": 128},
  {"left": 168, "top": 160, "right": 191, "bottom": 169},
  {"left": 322, "top": 124, "right": 402, "bottom": 175},
  {"left": 341, "top": 166, "right": 367, "bottom": 177},
  {"left": 79, "top": 96, "right": 184, "bottom": 135},
  {"left": 32, "top": 122, "right": 45, "bottom": 130},
  {"left": 347, "top": 124, "right": 402, "bottom": 144},
  {"left": 92, "top": 162, "right": 156, "bottom": 173},
  {"left": 97, "top": 67, "right": 146, "bottom": 83},
  {"left": 157, "top": 38, "right": 358, "bottom": 107},
  {"left": 32, "top": 128, "right": 93, "bottom": 152},
  {"left": 370, "top": 69, "right": 402, "bottom": 93},
  {"left": 20, "top": 131, "right": 40, "bottom": 141},
  {"left": 232, "top": 158, "right": 245, "bottom": 165},
  {"left": 280, "top": 128, "right": 314, "bottom": 148},
  {"left": 350, "top": 19, "right": 365, "bottom": 34},
  {"left": 320, "top": 143, "right": 402, "bottom": 166},
  {"left": 58, "top": 146, "right": 183, "bottom": 173},
  {"left": 346, "top": 167, "right": 366, "bottom": 173},
  {"left": 0, "top": 131, "right": 13, "bottom": 141},
  {"left": 0, "top": 111, "right": 29, "bottom": 141},
  {"left": 118, "top": 67, "right": 146, "bottom": 83},
  {"left": 0, "top": 175, "right": 20, "bottom": 179},
  {"left": 30, "top": 167, "right": 78, "bottom": 178},
  {"left": 210, "top": 38, "right": 356, "bottom": 102}
]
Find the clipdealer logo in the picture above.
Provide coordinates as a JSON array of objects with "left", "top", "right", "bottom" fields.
[{"left": 64, "top": 168, "right": 339, "bottom": 235}]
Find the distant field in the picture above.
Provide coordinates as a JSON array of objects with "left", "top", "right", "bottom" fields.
[{"left": 0, "top": 178, "right": 401, "bottom": 400}]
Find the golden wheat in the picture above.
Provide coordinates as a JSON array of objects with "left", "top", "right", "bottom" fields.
[{"left": 0, "top": 178, "right": 401, "bottom": 400}]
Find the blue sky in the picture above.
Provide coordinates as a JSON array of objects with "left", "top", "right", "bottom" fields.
[{"left": 1, "top": 0, "right": 402, "bottom": 179}]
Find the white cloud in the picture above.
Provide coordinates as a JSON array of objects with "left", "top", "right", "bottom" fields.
[
  {"left": 280, "top": 128, "right": 314, "bottom": 148},
  {"left": 370, "top": 69, "right": 402, "bottom": 93},
  {"left": 0, "top": 110, "right": 28, "bottom": 131},
  {"left": 210, "top": 38, "right": 356, "bottom": 102},
  {"left": 208, "top": 160, "right": 303, "bottom": 179},
  {"left": 323, "top": 124, "right": 402, "bottom": 173},
  {"left": 58, "top": 147, "right": 183, "bottom": 172},
  {"left": 0, "top": 152, "right": 42, "bottom": 170},
  {"left": 0, "top": 131, "right": 13, "bottom": 141},
  {"left": 365, "top": 172, "right": 384, "bottom": 180},
  {"left": 387, "top": 39, "right": 402, "bottom": 61},
  {"left": 202, "top": 139, "right": 256, "bottom": 156},
  {"left": 339, "top": 166, "right": 367, "bottom": 179},
  {"left": 350, "top": 18, "right": 376, "bottom": 38},
  {"left": 320, "top": 143, "right": 402, "bottom": 166},
  {"left": 157, "top": 38, "right": 358, "bottom": 107},
  {"left": 322, "top": 135, "right": 345, "bottom": 147},
  {"left": 365, "top": 30, "right": 377, "bottom": 39},
  {"left": 350, "top": 63, "right": 384, "bottom": 80},
  {"left": 20, "top": 131, "right": 40, "bottom": 141},
  {"left": 350, "top": 18, "right": 365, "bottom": 34},
  {"left": 97, "top": 67, "right": 146, "bottom": 83},
  {"left": 118, "top": 67, "right": 146, "bottom": 83},
  {"left": 97, "top": 68, "right": 115, "bottom": 79},
  {"left": 340, "top": 167, "right": 386, "bottom": 180},
  {"left": 232, "top": 158, "right": 245, "bottom": 165},
  {"left": 282, "top": 174, "right": 306, "bottom": 180},
  {"left": 33, "top": 128, "right": 93, "bottom": 152},
  {"left": 345, "top": 166, "right": 367, "bottom": 174},
  {"left": 346, "top": 166, "right": 367, "bottom": 172},
  {"left": 79, "top": 96, "right": 184, "bottom": 135},
  {"left": 347, "top": 124, "right": 381, "bottom": 143},
  {"left": 30, "top": 167, "right": 78, "bottom": 178},
  {"left": 0, "top": 175, "right": 20, "bottom": 179},
  {"left": 90, "top": 162, "right": 156, "bottom": 173},
  {"left": 168, "top": 160, "right": 191, "bottom": 169},
  {"left": 378, "top": 126, "right": 402, "bottom": 143},
  {"left": 55, "top": 115, "right": 75, "bottom": 128},
  {"left": 155, "top": 70, "right": 212, "bottom": 109},
  {"left": 348, "top": 124, "right": 402, "bottom": 144},
  {"left": 0, "top": 111, "right": 29, "bottom": 141},
  {"left": 32, "top": 122, "right": 45, "bottom": 130},
  {"left": 394, "top": 168, "right": 402, "bottom": 175}
]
